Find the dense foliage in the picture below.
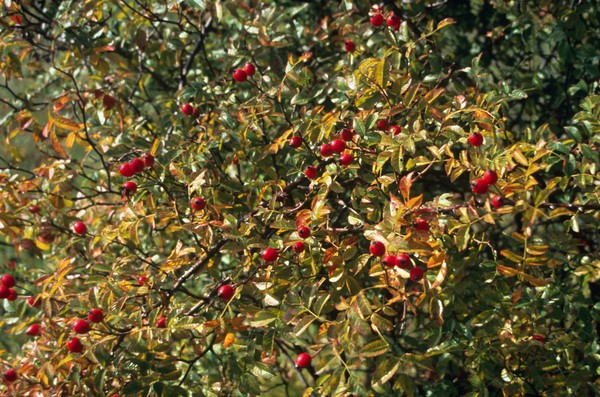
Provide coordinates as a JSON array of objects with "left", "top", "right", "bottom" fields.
[{"left": 1, "top": 0, "right": 599, "bottom": 396}]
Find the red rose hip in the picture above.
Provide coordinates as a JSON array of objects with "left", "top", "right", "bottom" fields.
[
  {"left": 180, "top": 103, "right": 193, "bottom": 116},
  {"left": 130, "top": 158, "right": 145, "bottom": 174},
  {"left": 320, "top": 143, "right": 333, "bottom": 157},
  {"left": 290, "top": 136, "right": 302, "bottom": 148},
  {"left": 3, "top": 368, "right": 17, "bottom": 383},
  {"left": 243, "top": 62, "right": 256, "bottom": 77},
  {"left": 339, "top": 154, "right": 353, "bottom": 165},
  {"left": 370, "top": 13, "right": 384, "bottom": 27},
  {"left": 232, "top": 68, "right": 248, "bottom": 82},
  {"left": 468, "top": 132, "right": 484, "bottom": 147},
  {"left": 67, "top": 337, "right": 84, "bottom": 353},
  {"left": 410, "top": 267, "right": 424, "bottom": 282},
  {"left": 156, "top": 316, "right": 167, "bottom": 328},
  {"left": 298, "top": 226, "right": 311, "bottom": 239},
  {"left": 344, "top": 40, "right": 356, "bottom": 53},
  {"left": 369, "top": 241, "right": 385, "bottom": 257},
  {"left": 382, "top": 255, "right": 397, "bottom": 267},
  {"left": 73, "top": 221, "right": 87, "bottom": 235},
  {"left": 491, "top": 195, "right": 504, "bottom": 209},
  {"left": 123, "top": 181, "right": 137, "bottom": 194},
  {"left": 295, "top": 352, "right": 312, "bottom": 369},
  {"left": 218, "top": 285, "right": 235, "bottom": 301},
  {"left": 88, "top": 308, "right": 104, "bottom": 323},
  {"left": 73, "top": 319, "right": 91, "bottom": 334},
  {"left": 1, "top": 274, "right": 15, "bottom": 288},
  {"left": 397, "top": 253, "right": 410, "bottom": 269},
  {"left": 292, "top": 241, "right": 305, "bottom": 253},
  {"left": 191, "top": 197, "right": 206, "bottom": 211},
  {"left": 471, "top": 179, "right": 489, "bottom": 194},
  {"left": 331, "top": 139, "right": 346, "bottom": 153},
  {"left": 118, "top": 163, "right": 134, "bottom": 177},
  {"left": 26, "top": 323, "right": 42, "bottom": 336},
  {"left": 261, "top": 247, "right": 279, "bottom": 263},
  {"left": 340, "top": 128, "right": 353, "bottom": 142},
  {"left": 482, "top": 169, "right": 498, "bottom": 185},
  {"left": 305, "top": 166, "right": 318, "bottom": 179}
]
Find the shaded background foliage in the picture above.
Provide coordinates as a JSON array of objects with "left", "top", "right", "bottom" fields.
[{"left": 0, "top": 0, "right": 599, "bottom": 396}]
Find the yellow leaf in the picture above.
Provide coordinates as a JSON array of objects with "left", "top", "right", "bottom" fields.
[
  {"left": 497, "top": 264, "right": 547, "bottom": 287},
  {"left": 500, "top": 250, "right": 522, "bottom": 263}
]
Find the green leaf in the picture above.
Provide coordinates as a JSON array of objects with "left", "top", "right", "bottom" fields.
[
  {"left": 372, "top": 357, "right": 400, "bottom": 388},
  {"left": 360, "top": 339, "right": 389, "bottom": 358}
]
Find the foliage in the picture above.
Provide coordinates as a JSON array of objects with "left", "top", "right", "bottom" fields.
[{"left": 0, "top": 0, "right": 599, "bottom": 396}]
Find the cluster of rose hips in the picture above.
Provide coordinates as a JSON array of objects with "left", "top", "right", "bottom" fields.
[
  {"left": 117, "top": 152, "right": 155, "bottom": 197},
  {"left": 180, "top": 102, "right": 200, "bottom": 118},
  {"left": 369, "top": 241, "right": 425, "bottom": 282},
  {"left": 232, "top": 62, "right": 256, "bottom": 83},
  {"left": 470, "top": 169, "right": 505, "bottom": 208},
  {"left": 0, "top": 274, "right": 17, "bottom": 301},
  {"left": 294, "top": 127, "right": 356, "bottom": 180},
  {"left": 377, "top": 119, "right": 401, "bottom": 135},
  {"left": 370, "top": 6, "right": 401, "bottom": 31}
]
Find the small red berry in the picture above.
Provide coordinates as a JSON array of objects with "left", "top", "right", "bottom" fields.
[
  {"left": 180, "top": 103, "right": 194, "bottom": 116},
  {"left": 67, "top": 337, "right": 84, "bottom": 353},
  {"left": 370, "top": 13, "right": 384, "bottom": 27},
  {"left": 192, "top": 107, "right": 200, "bottom": 118},
  {"left": 3, "top": 368, "right": 17, "bottom": 383},
  {"left": 320, "top": 143, "right": 333, "bottom": 157},
  {"left": 298, "top": 226, "right": 311, "bottom": 239},
  {"left": 471, "top": 179, "right": 489, "bottom": 194},
  {"left": 292, "top": 241, "right": 305, "bottom": 253},
  {"left": 531, "top": 334, "right": 545, "bottom": 343},
  {"left": 156, "top": 317, "right": 167, "bottom": 328},
  {"left": 377, "top": 120, "right": 388, "bottom": 131},
  {"left": 340, "top": 128, "right": 353, "bottom": 142},
  {"left": 29, "top": 205, "right": 41, "bottom": 213},
  {"left": 491, "top": 195, "right": 505, "bottom": 209},
  {"left": 142, "top": 153, "right": 155, "bottom": 168},
  {"left": 137, "top": 276, "right": 147, "bottom": 286},
  {"left": 118, "top": 163, "right": 135, "bottom": 177},
  {"left": 26, "top": 323, "right": 42, "bottom": 337},
  {"left": 344, "top": 40, "right": 356, "bottom": 53},
  {"left": 389, "top": 125, "right": 401, "bottom": 135},
  {"left": 410, "top": 267, "right": 424, "bottom": 282},
  {"left": 414, "top": 219, "right": 430, "bottom": 231},
  {"left": 243, "top": 62, "right": 256, "bottom": 77},
  {"left": 340, "top": 154, "right": 353, "bottom": 166},
  {"left": 331, "top": 139, "right": 346, "bottom": 153},
  {"left": 123, "top": 181, "right": 137, "bottom": 194},
  {"left": 295, "top": 352, "right": 312, "bottom": 369},
  {"left": 382, "top": 255, "right": 397, "bottom": 267},
  {"left": 6, "top": 288, "right": 17, "bottom": 301},
  {"left": 88, "top": 308, "right": 104, "bottom": 323},
  {"left": 73, "top": 319, "right": 91, "bottom": 334},
  {"left": 73, "top": 221, "right": 87, "bottom": 235},
  {"left": 397, "top": 253, "right": 411, "bottom": 269},
  {"left": 1, "top": 274, "right": 15, "bottom": 288},
  {"left": 191, "top": 197, "right": 206, "bottom": 211},
  {"left": 130, "top": 158, "right": 145, "bottom": 174},
  {"left": 232, "top": 68, "right": 248, "bottom": 82},
  {"left": 468, "top": 132, "right": 484, "bottom": 147},
  {"left": 290, "top": 136, "right": 302, "bottom": 148},
  {"left": 261, "top": 247, "right": 279, "bottom": 263},
  {"left": 0, "top": 285, "right": 9, "bottom": 299},
  {"left": 27, "top": 295, "right": 41, "bottom": 307},
  {"left": 369, "top": 241, "right": 386, "bottom": 257},
  {"left": 482, "top": 169, "right": 498, "bottom": 185},
  {"left": 305, "top": 166, "right": 318, "bottom": 180},
  {"left": 218, "top": 285, "right": 235, "bottom": 301},
  {"left": 386, "top": 12, "right": 400, "bottom": 29}
]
